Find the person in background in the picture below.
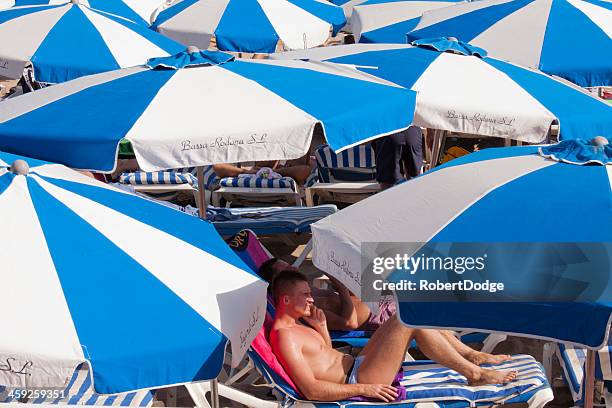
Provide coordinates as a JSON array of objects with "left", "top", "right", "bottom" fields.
[
  {"left": 213, "top": 126, "right": 325, "bottom": 184},
  {"left": 373, "top": 126, "right": 423, "bottom": 190}
]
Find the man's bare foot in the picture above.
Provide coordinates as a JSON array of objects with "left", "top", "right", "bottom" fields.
[
  {"left": 467, "top": 351, "right": 511, "bottom": 366},
  {"left": 468, "top": 368, "right": 517, "bottom": 386}
]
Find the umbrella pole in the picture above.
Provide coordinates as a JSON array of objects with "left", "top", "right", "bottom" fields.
[
  {"left": 585, "top": 349, "right": 596, "bottom": 408},
  {"left": 196, "top": 166, "right": 207, "bottom": 219},
  {"left": 430, "top": 129, "right": 444, "bottom": 168},
  {"left": 209, "top": 379, "right": 220, "bottom": 408}
]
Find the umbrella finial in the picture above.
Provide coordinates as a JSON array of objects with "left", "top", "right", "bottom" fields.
[
  {"left": 10, "top": 160, "right": 29, "bottom": 175},
  {"left": 447, "top": 37, "right": 458, "bottom": 42},
  {"left": 187, "top": 46, "right": 200, "bottom": 54},
  {"left": 70, "top": 0, "right": 80, "bottom": 4},
  {"left": 591, "top": 136, "right": 609, "bottom": 146}
]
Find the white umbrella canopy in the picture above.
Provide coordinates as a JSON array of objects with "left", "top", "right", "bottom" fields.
[
  {"left": 0, "top": 150, "right": 268, "bottom": 393},
  {"left": 0, "top": 49, "right": 416, "bottom": 172},
  {"left": 309, "top": 139, "right": 612, "bottom": 349},
  {"left": 271, "top": 41, "right": 612, "bottom": 142},
  {"left": 0, "top": 0, "right": 167, "bottom": 24},
  {"left": 0, "top": 1, "right": 184, "bottom": 83}
]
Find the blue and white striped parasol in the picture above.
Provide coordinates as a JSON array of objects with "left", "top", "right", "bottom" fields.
[
  {"left": 151, "top": 0, "right": 346, "bottom": 53},
  {"left": 310, "top": 137, "right": 612, "bottom": 348},
  {"left": 0, "top": 48, "right": 416, "bottom": 172},
  {"left": 0, "top": 150, "right": 267, "bottom": 393},
  {"left": 272, "top": 42, "right": 612, "bottom": 142},
  {"left": 326, "top": 0, "right": 365, "bottom": 33},
  {"left": 406, "top": 0, "right": 612, "bottom": 87},
  {"left": 350, "top": 0, "right": 462, "bottom": 43},
  {"left": 0, "top": 1, "right": 184, "bottom": 83},
  {"left": 0, "top": 0, "right": 166, "bottom": 25}
]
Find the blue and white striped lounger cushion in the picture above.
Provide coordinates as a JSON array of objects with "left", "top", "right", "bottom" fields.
[
  {"left": 557, "top": 342, "right": 612, "bottom": 404},
  {"left": 251, "top": 352, "right": 553, "bottom": 408},
  {"left": 598, "top": 345, "right": 612, "bottom": 381},
  {"left": 212, "top": 205, "right": 338, "bottom": 236},
  {"left": 558, "top": 345, "right": 587, "bottom": 403},
  {"left": 120, "top": 171, "right": 197, "bottom": 186},
  {"left": 398, "top": 356, "right": 551, "bottom": 406},
  {"left": 315, "top": 144, "right": 376, "bottom": 169},
  {"left": 119, "top": 166, "right": 219, "bottom": 190},
  {"left": 218, "top": 176, "right": 297, "bottom": 189},
  {"left": 315, "top": 144, "right": 376, "bottom": 183},
  {"left": 305, "top": 169, "right": 320, "bottom": 187},
  {"left": 0, "top": 363, "right": 155, "bottom": 406}
]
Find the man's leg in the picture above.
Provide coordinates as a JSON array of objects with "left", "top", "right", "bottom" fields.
[
  {"left": 439, "top": 330, "right": 510, "bottom": 365},
  {"left": 356, "top": 315, "right": 416, "bottom": 385},
  {"left": 357, "top": 317, "right": 517, "bottom": 385},
  {"left": 374, "top": 136, "right": 403, "bottom": 191},
  {"left": 399, "top": 126, "right": 423, "bottom": 180},
  {"left": 412, "top": 330, "right": 516, "bottom": 385}
]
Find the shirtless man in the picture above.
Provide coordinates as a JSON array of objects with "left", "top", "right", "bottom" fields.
[
  {"left": 261, "top": 259, "right": 508, "bottom": 366},
  {"left": 270, "top": 270, "right": 517, "bottom": 402}
]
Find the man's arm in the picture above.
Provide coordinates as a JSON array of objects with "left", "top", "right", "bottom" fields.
[
  {"left": 273, "top": 330, "right": 398, "bottom": 402},
  {"left": 213, "top": 164, "right": 254, "bottom": 178},
  {"left": 321, "top": 309, "right": 360, "bottom": 331},
  {"left": 302, "top": 306, "right": 332, "bottom": 347},
  {"left": 327, "top": 277, "right": 360, "bottom": 330}
]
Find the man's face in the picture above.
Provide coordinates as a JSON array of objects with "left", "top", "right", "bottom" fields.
[{"left": 285, "top": 280, "right": 314, "bottom": 317}]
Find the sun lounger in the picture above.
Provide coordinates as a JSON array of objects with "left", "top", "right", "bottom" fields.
[
  {"left": 543, "top": 341, "right": 612, "bottom": 407},
  {"left": 20, "top": 65, "right": 51, "bottom": 93},
  {"left": 0, "top": 363, "right": 155, "bottom": 406},
  {"left": 192, "top": 315, "right": 553, "bottom": 408},
  {"left": 210, "top": 205, "right": 338, "bottom": 237},
  {"left": 315, "top": 144, "right": 377, "bottom": 183},
  {"left": 183, "top": 316, "right": 552, "bottom": 408},
  {"left": 119, "top": 167, "right": 216, "bottom": 205},
  {"left": 306, "top": 144, "right": 380, "bottom": 206},
  {"left": 120, "top": 167, "right": 304, "bottom": 207},
  {"left": 212, "top": 175, "right": 302, "bottom": 207},
  {"left": 120, "top": 169, "right": 199, "bottom": 186}
]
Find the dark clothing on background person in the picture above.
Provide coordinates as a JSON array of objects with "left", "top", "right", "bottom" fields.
[{"left": 373, "top": 126, "right": 423, "bottom": 188}]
